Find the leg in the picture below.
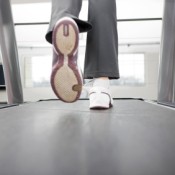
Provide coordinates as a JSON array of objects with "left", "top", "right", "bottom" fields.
[
  {"left": 84, "top": 0, "right": 119, "bottom": 79},
  {"left": 85, "top": 0, "right": 119, "bottom": 109},
  {"left": 46, "top": 0, "right": 92, "bottom": 44}
]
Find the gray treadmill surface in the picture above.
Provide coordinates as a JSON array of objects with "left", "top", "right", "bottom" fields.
[{"left": 0, "top": 99, "right": 175, "bottom": 175}]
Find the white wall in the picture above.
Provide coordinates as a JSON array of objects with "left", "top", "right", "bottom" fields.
[{"left": 11, "top": 0, "right": 50, "bottom": 4}]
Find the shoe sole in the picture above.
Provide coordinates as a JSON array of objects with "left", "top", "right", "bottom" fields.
[
  {"left": 51, "top": 17, "right": 82, "bottom": 103},
  {"left": 90, "top": 104, "right": 113, "bottom": 110}
]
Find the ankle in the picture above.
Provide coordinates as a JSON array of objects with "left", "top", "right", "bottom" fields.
[
  {"left": 95, "top": 77, "right": 109, "bottom": 80},
  {"left": 93, "top": 77, "right": 110, "bottom": 89}
]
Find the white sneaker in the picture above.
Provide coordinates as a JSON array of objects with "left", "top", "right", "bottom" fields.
[{"left": 89, "top": 86, "right": 113, "bottom": 109}]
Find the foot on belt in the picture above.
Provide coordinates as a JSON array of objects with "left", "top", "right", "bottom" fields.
[{"left": 89, "top": 87, "right": 113, "bottom": 109}]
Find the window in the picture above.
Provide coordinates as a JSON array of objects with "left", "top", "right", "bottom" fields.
[
  {"left": 111, "top": 53, "right": 145, "bottom": 86},
  {"left": 24, "top": 53, "right": 144, "bottom": 88},
  {"left": 25, "top": 55, "right": 52, "bottom": 87}
]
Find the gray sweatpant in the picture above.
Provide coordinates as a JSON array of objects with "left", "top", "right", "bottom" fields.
[{"left": 46, "top": 0, "right": 119, "bottom": 79}]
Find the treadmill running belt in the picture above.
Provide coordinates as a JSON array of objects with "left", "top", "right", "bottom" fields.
[{"left": 0, "top": 99, "right": 175, "bottom": 175}]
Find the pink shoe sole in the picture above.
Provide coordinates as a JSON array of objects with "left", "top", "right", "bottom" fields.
[{"left": 51, "top": 17, "right": 82, "bottom": 103}]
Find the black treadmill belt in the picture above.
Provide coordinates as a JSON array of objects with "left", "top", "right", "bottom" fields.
[{"left": 0, "top": 99, "right": 175, "bottom": 175}]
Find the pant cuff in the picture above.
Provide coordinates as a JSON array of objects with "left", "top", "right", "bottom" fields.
[{"left": 84, "top": 72, "right": 120, "bottom": 79}]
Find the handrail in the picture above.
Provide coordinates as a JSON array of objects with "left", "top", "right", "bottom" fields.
[{"left": 14, "top": 18, "right": 162, "bottom": 26}]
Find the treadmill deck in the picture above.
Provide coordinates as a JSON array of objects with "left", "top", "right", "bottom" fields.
[{"left": 0, "top": 99, "right": 175, "bottom": 175}]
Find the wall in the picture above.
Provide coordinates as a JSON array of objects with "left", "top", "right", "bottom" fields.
[{"left": 11, "top": 0, "right": 50, "bottom": 4}]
